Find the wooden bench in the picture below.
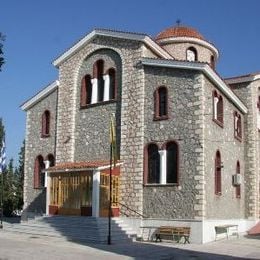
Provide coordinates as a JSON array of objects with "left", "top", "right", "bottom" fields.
[
  {"left": 155, "top": 226, "right": 190, "bottom": 244},
  {"left": 215, "top": 225, "right": 239, "bottom": 241}
]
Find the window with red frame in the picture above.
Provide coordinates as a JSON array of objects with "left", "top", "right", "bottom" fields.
[
  {"left": 166, "top": 141, "right": 178, "bottom": 184},
  {"left": 213, "top": 91, "right": 223, "bottom": 126},
  {"left": 154, "top": 86, "right": 168, "bottom": 120},
  {"left": 34, "top": 155, "right": 45, "bottom": 188},
  {"left": 93, "top": 59, "right": 105, "bottom": 102},
  {"left": 234, "top": 111, "right": 242, "bottom": 140},
  {"left": 108, "top": 68, "right": 116, "bottom": 100},
  {"left": 215, "top": 150, "right": 222, "bottom": 195},
  {"left": 80, "top": 74, "right": 92, "bottom": 106},
  {"left": 42, "top": 110, "right": 50, "bottom": 137},
  {"left": 235, "top": 161, "right": 241, "bottom": 198},
  {"left": 47, "top": 154, "right": 55, "bottom": 167},
  {"left": 144, "top": 143, "right": 160, "bottom": 184}
]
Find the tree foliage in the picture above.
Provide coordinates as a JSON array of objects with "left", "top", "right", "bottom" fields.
[
  {"left": 0, "top": 33, "right": 4, "bottom": 71},
  {"left": 0, "top": 119, "right": 24, "bottom": 217}
]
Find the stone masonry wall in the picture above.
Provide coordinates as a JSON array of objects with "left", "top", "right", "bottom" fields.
[
  {"left": 74, "top": 49, "right": 122, "bottom": 161},
  {"left": 143, "top": 67, "right": 204, "bottom": 219},
  {"left": 23, "top": 89, "right": 57, "bottom": 215},
  {"left": 230, "top": 80, "right": 260, "bottom": 219},
  {"left": 55, "top": 36, "right": 146, "bottom": 215},
  {"left": 160, "top": 42, "right": 217, "bottom": 65},
  {"left": 203, "top": 77, "right": 245, "bottom": 219}
]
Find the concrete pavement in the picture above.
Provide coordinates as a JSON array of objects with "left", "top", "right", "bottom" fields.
[{"left": 0, "top": 230, "right": 259, "bottom": 259}]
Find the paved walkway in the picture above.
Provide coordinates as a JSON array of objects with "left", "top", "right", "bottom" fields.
[{"left": 0, "top": 231, "right": 259, "bottom": 259}]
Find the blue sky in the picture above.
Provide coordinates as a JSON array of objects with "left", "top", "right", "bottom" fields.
[{"left": 1, "top": 0, "right": 260, "bottom": 163}]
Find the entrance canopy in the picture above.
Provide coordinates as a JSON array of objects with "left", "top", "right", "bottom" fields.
[{"left": 46, "top": 160, "right": 121, "bottom": 217}]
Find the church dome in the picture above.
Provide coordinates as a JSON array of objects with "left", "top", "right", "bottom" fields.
[
  {"left": 156, "top": 26, "right": 205, "bottom": 41},
  {"left": 155, "top": 25, "right": 219, "bottom": 67}
]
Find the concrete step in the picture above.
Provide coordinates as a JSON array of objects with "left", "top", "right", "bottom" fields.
[{"left": 3, "top": 216, "right": 137, "bottom": 244}]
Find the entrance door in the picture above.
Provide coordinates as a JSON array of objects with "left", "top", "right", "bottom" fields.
[
  {"left": 49, "top": 172, "right": 92, "bottom": 216},
  {"left": 99, "top": 169, "right": 120, "bottom": 217}
]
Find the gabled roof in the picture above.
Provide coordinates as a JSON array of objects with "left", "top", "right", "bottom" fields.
[
  {"left": 53, "top": 28, "right": 173, "bottom": 67},
  {"left": 224, "top": 72, "right": 260, "bottom": 84},
  {"left": 21, "top": 80, "right": 59, "bottom": 111},
  {"left": 140, "top": 58, "right": 247, "bottom": 114}
]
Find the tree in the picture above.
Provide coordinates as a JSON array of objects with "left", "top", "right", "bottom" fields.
[
  {"left": 0, "top": 33, "right": 5, "bottom": 71},
  {"left": 15, "top": 140, "right": 25, "bottom": 211},
  {"left": 0, "top": 120, "right": 24, "bottom": 216}
]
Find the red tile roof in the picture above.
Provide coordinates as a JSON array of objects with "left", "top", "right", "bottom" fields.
[
  {"left": 49, "top": 160, "right": 112, "bottom": 171},
  {"left": 156, "top": 26, "right": 205, "bottom": 41}
]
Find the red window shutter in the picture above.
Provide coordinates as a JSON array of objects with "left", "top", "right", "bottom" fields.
[
  {"left": 217, "top": 96, "right": 223, "bottom": 124},
  {"left": 81, "top": 77, "right": 87, "bottom": 106}
]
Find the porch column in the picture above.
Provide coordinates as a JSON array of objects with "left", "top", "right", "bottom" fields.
[
  {"left": 91, "top": 78, "right": 98, "bottom": 104},
  {"left": 92, "top": 170, "right": 100, "bottom": 217},
  {"left": 159, "top": 150, "right": 167, "bottom": 184},
  {"left": 44, "top": 160, "right": 50, "bottom": 215},
  {"left": 103, "top": 74, "right": 110, "bottom": 102}
]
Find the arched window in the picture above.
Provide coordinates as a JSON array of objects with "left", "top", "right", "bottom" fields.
[
  {"left": 186, "top": 47, "right": 198, "bottom": 61},
  {"left": 42, "top": 110, "right": 50, "bottom": 137},
  {"left": 234, "top": 111, "right": 242, "bottom": 140},
  {"left": 144, "top": 143, "right": 160, "bottom": 184},
  {"left": 47, "top": 154, "right": 55, "bottom": 167},
  {"left": 166, "top": 141, "right": 178, "bottom": 184},
  {"left": 93, "top": 59, "right": 104, "bottom": 102},
  {"left": 210, "top": 55, "right": 215, "bottom": 70},
  {"left": 108, "top": 68, "right": 116, "bottom": 100},
  {"left": 235, "top": 161, "right": 241, "bottom": 198},
  {"left": 215, "top": 151, "right": 222, "bottom": 195},
  {"left": 213, "top": 90, "right": 223, "bottom": 126},
  {"left": 154, "top": 86, "right": 168, "bottom": 120},
  {"left": 80, "top": 74, "right": 92, "bottom": 106},
  {"left": 34, "top": 155, "right": 45, "bottom": 188}
]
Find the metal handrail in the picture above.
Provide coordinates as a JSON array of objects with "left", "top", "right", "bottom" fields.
[{"left": 118, "top": 202, "right": 148, "bottom": 218}]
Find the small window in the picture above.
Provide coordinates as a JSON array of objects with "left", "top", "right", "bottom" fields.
[
  {"left": 215, "top": 150, "right": 222, "bottom": 195},
  {"left": 234, "top": 111, "right": 242, "bottom": 140},
  {"left": 210, "top": 55, "right": 215, "bottom": 70},
  {"left": 93, "top": 60, "right": 104, "bottom": 102},
  {"left": 42, "top": 110, "right": 50, "bottom": 137},
  {"left": 186, "top": 47, "right": 197, "bottom": 61},
  {"left": 154, "top": 86, "right": 168, "bottom": 120},
  {"left": 235, "top": 161, "right": 241, "bottom": 198},
  {"left": 213, "top": 91, "right": 223, "bottom": 126},
  {"left": 166, "top": 141, "right": 178, "bottom": 184},
  {"left": 80, "top": 74, "right": 92, "bottom": 106},
  {"left": 144, "top": 143, "right": 160, "bottom": 184},
  {"left": 34, "top": 155, "right": 45, "bottom": 189},
  {"left": 108, "top": 68, "right": 116, "bottom": 100},
  {"left": 47, "top": 154, "right": 55, "bottom": 167}
]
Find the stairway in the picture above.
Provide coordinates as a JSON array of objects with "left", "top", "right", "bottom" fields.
[{"left": 2, "top": 216, "right": 137, "bottom": 244}]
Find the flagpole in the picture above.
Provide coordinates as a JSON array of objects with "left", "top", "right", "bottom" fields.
[{"left": 107, "top": 142, "right": 112, "bottom": 245}]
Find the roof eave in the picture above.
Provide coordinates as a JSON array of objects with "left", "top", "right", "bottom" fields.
[
  {"left": 52, "top": 29, "right": 172, "bottom": 67},
  {"left": 21, "top": 80, "right": 59, "bottom": 111},
  {"left": 225, "top": 74, "right": 260, "bottom": 84}
]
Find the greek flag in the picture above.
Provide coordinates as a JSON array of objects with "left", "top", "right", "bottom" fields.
[{"left": 0, "top": 140, "right": 6, "bottom": 173}]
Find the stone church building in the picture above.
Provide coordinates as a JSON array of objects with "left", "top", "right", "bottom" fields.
[{"left": 21, "top": 25, "right": 260, "bottom": 243}]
